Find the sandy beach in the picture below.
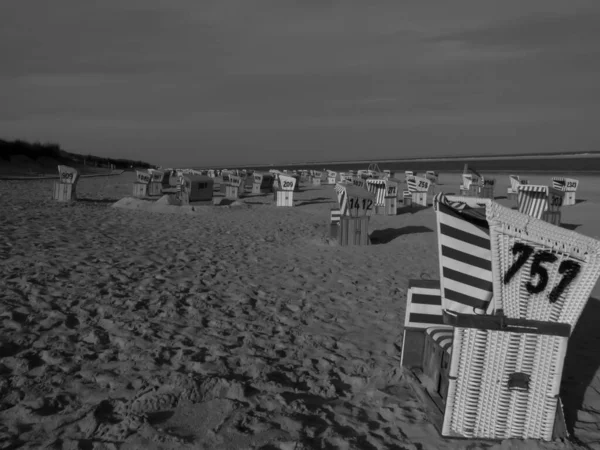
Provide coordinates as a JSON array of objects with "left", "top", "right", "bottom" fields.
[{"left": 1, "top": 172, "right": 599, "bottom": 450}]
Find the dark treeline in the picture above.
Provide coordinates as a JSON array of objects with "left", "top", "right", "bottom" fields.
[{"left": 0, "top": 138, "right": 155, "bottom": 170}]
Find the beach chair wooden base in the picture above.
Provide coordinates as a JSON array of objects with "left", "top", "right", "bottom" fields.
[
  {"left": 479, "top": 186, "right": 494, "bottom": 199},
  {"left": 327, "top": 176, "right": 336, "bottom": 184},
  {"left": 401, "top": 275, "right": 569, "bottom": 441},
  {"left": 312, "top": 178, "right": 322, "bottom": 186},
  {"left": 133, "top": 182, "right": 148, "bottom": 198},
  {"left": 148, "top": 182, "right": 163, "bottom": 197},
  {"left": 384, "top": 196, "right": 397, "bottom": 215},
  {"left": 412, "top": 192, "right": 427, "bottom": 207},
  {"left": 507, "top": 191, "right": 518, "bottom": 202},
  {"left": 402, "top": 196, "right": 412, "bottom": 207},
  {"left": 225, "top": 185, "right": 240, "bottom": 200},
  {"left": 403, "top": 366, "right": 567, "bottom": 442},
  {"left": 53, "top": 182, "right": 76, "bottom": 202},
  {"left": 563, "top": 191, "right": 576, "bottom": 206},
  {"left": 541, "top": 210, "right": 561, "bottom": 226},
  {"left": 338, "top": 216, "right": 369, "bottom": 246},
  {"left": 275, "top": 190, "right": 294, "bottom": 207},
  {"left": 251, "top": 184, "right": 261, "bottom": 195}
]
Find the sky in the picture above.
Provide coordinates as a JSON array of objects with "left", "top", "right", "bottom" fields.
[{"left": 1, "top": 0, "right": 600, "bottom": 167}]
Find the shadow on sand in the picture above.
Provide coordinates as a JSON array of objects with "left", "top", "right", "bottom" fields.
[
  {"left": 561, "top": 296, "right": 600, "bottom": 436},
  {"left": 295, "top": 197, "right": 335, "bottom": 207},
  {"left": 575, "top": 199, "right": 586, "bottom": 205},
  {"left": 560, "top": 223, "right": 582, "bottom": 231},
  {"left": 370, "top": 226, "right": 434, "bottom": 244},
  {"left": 77, "top": 197, "right": 120, "bottom": 204}
]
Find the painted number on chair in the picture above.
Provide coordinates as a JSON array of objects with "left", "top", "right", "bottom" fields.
[
  {"left": 566, "top": 182, "right": 577, "bottom": 189},
  {"left": 348, "top": 197, "right": 373, "bottom": 212},
  {"left": 503, "top": 242, "right": 581, "bottom": 303},
  {"left": 254, "top": 175, "right": 262, "bottom": 183},
  {"left": 61, "top": 172, "right": 74, "bottom": 181},
  {"left": 387, "top": 186, "right": 397, "bottom": 196},
  {"left": 418, "top": 180, "right": 429, "bottom": 189},
  {"left": 283, "top": 181, "right": 294, "bottom": 189}
]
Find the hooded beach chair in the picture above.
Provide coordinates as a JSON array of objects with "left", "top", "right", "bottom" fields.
[
  {"left": 517, "top": 185, "right": 564, "bottom": 226},
  {"left": 402, "top": 194, "right": 600, "bottom": 440},
  {"left": 54, "top": 165, "right": 80, "bottom": 202},
  {"left": 507, "top": 175, "right": 528, "bottom": 201},
  {"left": 552, "top": 177, "right": 579, "bottom": 206}
]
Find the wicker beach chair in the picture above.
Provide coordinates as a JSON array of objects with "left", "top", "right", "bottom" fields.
[
  {"left": 517, "top": 185, "right": 564, "bottom": 226},
  {"left": 402, "top": 194, "right": 600, "bottom": 440},
  {"left": 552, "top": 177, "right": 579, "bottom": 206}
]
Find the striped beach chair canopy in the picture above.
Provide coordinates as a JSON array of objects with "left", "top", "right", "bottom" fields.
[
  {"left": 517, "top": 185, "right": 564, "bottom": 219},
  {"left": 552, "top": 177, "right": 579, "bottom": 192},
  {"left": 434, "top": 193, "right": 494, "bottom": 316},
  {"left": 334, "top": 183, "right": 375, "bottom": 217},
  {"left": 365, "top": 178, "right": 387, "bottom": 206}
]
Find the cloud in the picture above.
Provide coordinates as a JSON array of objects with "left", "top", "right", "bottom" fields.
[{"left": 1, "top": 1, "right": 600, "bottom": 165}]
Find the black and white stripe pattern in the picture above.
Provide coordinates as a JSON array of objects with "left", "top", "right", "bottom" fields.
[
  {"left": 330, "top": 209, "right": 341, "bottom": 225},
  {"left": 334, "top": 183, "right": 348, "bottom": 216},
  {"left": 404, "top": 279, "right": 444, "bottom": 328},
  {"left": 366, "top": 179, "right": 387, "bottom": 206},
  {"left": 517, "top": 185, "right": 548, "bottom": 219},
  {"left": 426, "top": 327, "right": 453, "bottom": 356},
  {"left": 434, "top": 194, "right": 493, "bottom": 315}
]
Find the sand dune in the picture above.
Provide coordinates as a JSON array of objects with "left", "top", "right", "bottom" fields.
[{"left": 0, "top": 172, "right": 599, "bottom": 449}]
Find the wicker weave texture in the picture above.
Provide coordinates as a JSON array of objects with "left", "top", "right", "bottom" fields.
[
  {"left": 486, "top": 202, "right": 600, "bottom": 325},
  {"left": 442, "top": 327, "right": 568, "bottom": 440}
]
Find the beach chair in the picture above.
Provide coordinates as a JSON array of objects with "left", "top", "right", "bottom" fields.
[
  {"left": 552, "top": 177, "right": 579, "bottom": 206},
  {"left": 274, "top": 174, "right": 296, "bottom": 207},
  {"left": 406, "top": 175, "right": 430, "bottom": 207},
  {"left": 517, "top": 185, "right": 564, "bottom": 226},
  {"left": 133, "top": 170, "right": 151, "bottom": 198},
  {"left": 331, "top": 184, "right": 374, "bottom": 246},
  {"left": 402, "top": 194, "right": 600, "bottom": 440},
  {"left": 225, "top": 175, "right": 243, "bottom": 200},
  {"left": 54, "top": 165, "right": 80, "bottom": 202},
  {"left": 148, "top": 170, "right": 167, "bottom": 196}
]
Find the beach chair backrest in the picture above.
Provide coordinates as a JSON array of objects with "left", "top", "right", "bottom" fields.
[
  {"left": 253, "top": 172, "right": 264, "bottom": 185},
  {"left": 352, "top": 177, "right": 367, "bottom": 189},
  {"left": 386, "top": 180, "right": 398, "bottom": 197},
  {"left": 434, "top": 194, "right": 494, "bottom": 316},
  {"left": 408, "top": 175, "right": 430, "bottom": 193},
  {"left": 509, "top": 175, "right": 521, "bottom": 191},
  {"left": 365, "top": 179, "right": 387, "bottom": 207},
  {"left": 228, "top": 175, "right": 242, "bottom": 187},
  {"left": 486, "top": 202, "right": 600, "bottom": 325},
  {"left": 151, "top": 170, "right": 165, "bottom": 183},
  {"left": 135, "top": 170, "right": 151, "bottom": 184},
  {"left": 57, "top": 165, "right": 79, "bottom": 185},
  {"left": 517, "top": 185, "right": 547, "bottom": 219},
  {"left": 462, "top": 173, "right": 473, "bottom": 189},
  {"left": 552, "top": 177, "right": 579, "bottom": 192},
  {"left": 278, "top": 174, "right": 296, "bottom": 192},
  {"left": 334, "top": 183, "right": 375, "bottom": 217}
]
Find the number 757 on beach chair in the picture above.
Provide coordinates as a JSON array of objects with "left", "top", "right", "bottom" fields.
[{"left": 401, "top": 194, "right": 600, "bottom": 441}]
